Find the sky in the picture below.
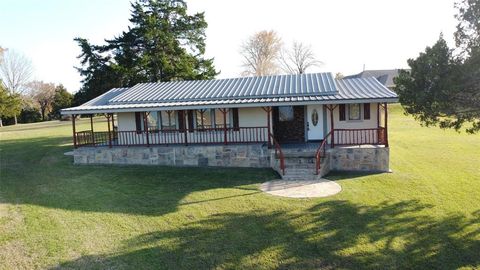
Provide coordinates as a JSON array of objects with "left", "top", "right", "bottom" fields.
[{"left": 0, "top": 0, "right": 458, "bottom": 93}]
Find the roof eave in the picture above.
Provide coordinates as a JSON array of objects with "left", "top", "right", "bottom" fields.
[{"left": 60, "top": 97, "right": 399, "bottom": 115}]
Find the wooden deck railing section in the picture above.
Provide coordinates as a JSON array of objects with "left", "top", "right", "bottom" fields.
[
  {"left": 74, "top": 126, "right": 269, "bottom": 148},
  {"left": 269, "top": 133, "right": 285, "bottom": 175},
  {"left": 315, "top": 130, "right": 333, "bottom": 175},
  {"left": 315, "top": 128, "right": 387, "bottom": 175}
]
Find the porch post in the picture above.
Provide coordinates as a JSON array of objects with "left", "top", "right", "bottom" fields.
[
  {"left": 106, "top": 114, "right": 112, "bottom": 148},
  {"left": 328, "top": 105, "right": 335, "bottom": 148},
  {"left": 220, "top": 108, "right": 228, "bottom": 145},
  {"left": 377, "top": 103, "right": 380, "bottom": 128},
  {"left": 144, "top": 112, "right": 150, "bottom": 147},
  {"left": 183, "top": 110, "right": 188, "bottom": 146},
  {"left": 90, "top": 114, "right": 95, "bottom": 146},
  {"left": 384, "top": 103, "right": 389, "bottom": 147},
  {"left": 72, "top": 114, "right": 77, "bottom": 149},
  {"left": 261, "top": 107, "right": 272, "bottom": 147}
]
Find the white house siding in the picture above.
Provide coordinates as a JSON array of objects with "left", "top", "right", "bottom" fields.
[
  {"left": 115, "top": 107, "right": 272, "bottom": 145},
  {"left": 326, "top": 103, "right": 381, "bottom": 144}
]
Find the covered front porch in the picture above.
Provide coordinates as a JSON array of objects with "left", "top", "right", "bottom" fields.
[{"left": 70, "top": 103, "right": 390, "bottom": 149}]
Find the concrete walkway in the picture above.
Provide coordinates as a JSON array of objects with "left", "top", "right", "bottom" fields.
[{"left": 260, "top": 179, "right": 341, "bottom": 198}]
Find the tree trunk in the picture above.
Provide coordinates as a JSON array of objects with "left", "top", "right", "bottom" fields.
[
  {"left": 14, "top": 115, "right": 18, "bottom": 125},
  {"left": 0, "top": 118, "right": 3, "bottom": 127}
]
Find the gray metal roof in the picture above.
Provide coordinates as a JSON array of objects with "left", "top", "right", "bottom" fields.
[
  {"left": 81, "top": 87, "right": 129, "bottom": 107},
  {"left": 109, "top": 73, "right": 336, "bottom": 105},
  {"left": 344, "top": 69, "right": 403, "bottom": 87},
  {"left": 62, "top": 73, "right": 398, "bottom": 114}
]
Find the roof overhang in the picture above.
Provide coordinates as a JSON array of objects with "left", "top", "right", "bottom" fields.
[{"left": 61, "top": 97, "right": 399, "bottom": 115}]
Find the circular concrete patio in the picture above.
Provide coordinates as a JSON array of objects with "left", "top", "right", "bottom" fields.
[{"left": 260, "top": 179, "right": 342, "bottom": 198}]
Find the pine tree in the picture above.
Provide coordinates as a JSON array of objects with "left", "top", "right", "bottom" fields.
[{"left": 74, "top": 0, "right": 217, "bottom": 105}]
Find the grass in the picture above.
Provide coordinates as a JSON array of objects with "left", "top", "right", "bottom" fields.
[{"left": 0, "top": 105, "right": 479, "bottom": 269}]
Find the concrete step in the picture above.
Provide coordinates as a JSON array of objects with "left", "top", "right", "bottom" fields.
[{"left": 282, "top": 152, "right": 317, "bottom": 158}]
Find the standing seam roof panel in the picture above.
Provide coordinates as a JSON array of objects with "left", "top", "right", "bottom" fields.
[{"left": 108, "top": 73, "right": 342, "bottom": 105}]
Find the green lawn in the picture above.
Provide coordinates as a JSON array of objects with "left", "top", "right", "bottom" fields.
[{"left": 0, "top": 105, "right": 479, "bottom": 270}]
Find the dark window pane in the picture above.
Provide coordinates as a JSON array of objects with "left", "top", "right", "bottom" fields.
[{"left": 278, "top": 106, "right": 294, "bottom": 122}]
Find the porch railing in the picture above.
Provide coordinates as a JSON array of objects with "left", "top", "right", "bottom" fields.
[
  {"left": 315, "top": 127, "right": 387, "bottom": 175},
  {"left": 269, "top": 133, "right": 285, "bottom": 175},
  {"left": 331, "top": 128, "right": 386, "bottom": 146},
  {"left": 74, "top": 126, "right": 269, "bottom": 148}
]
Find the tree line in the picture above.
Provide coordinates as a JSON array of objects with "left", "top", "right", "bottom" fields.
[
  {"left": 1, "top": 0, "right": 477, "bottom": 133},
  {"left": 0, "top": 48, "right": 73, "bottom": 126},
  {"left": 1, "top": 0, "right": 322, "bottom": 127}
]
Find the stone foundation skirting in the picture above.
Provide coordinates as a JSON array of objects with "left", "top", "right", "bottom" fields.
[
  {"left": 73, "top": 144, "right": 390, "bottom": 175},
  {"left": 328, "top": 145, "right": 389, "bottom": 172},
  {"left": 74, "top": 144, "right": 270, "bottom": 168}
]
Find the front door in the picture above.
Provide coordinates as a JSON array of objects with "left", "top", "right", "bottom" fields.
[{"left": 307, "top": 105, "right": 324, "bottom": 140}]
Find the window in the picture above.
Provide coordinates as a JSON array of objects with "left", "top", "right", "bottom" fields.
[
  {"left": 160, "top": 111, "right": 176, "bottom": 130},
  {"left": 348, "top": 104, "right": 361, "bottom": 120},
  {"left": 278, "top": 106, "right": 294, "bottom": 122},
  {"left": 364, "top": 103, "right": 371, "bottom": 120},
  {"left": 214, "top": 109, "right": 230, "bottom": 128},
  {"left": 339, "top": 104, "right": 346, "bottom": 121},
  {"left": 195, "top": 109, "right": 213, "bottom": 129},
  {"left": 146, "top": 112, "right": 159, "bottom": 131}
]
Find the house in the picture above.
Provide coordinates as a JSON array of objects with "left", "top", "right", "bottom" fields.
[
  {"left": 344, "top": 69, "right": 403, "bottom": 90},
  {"left": 61, "top": 72, "right": 398, "bottom": 179}
]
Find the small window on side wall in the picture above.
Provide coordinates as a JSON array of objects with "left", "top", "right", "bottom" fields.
[
  {"left": 278, "top": 106, "right": 294, "bottom": 122},
  {"left": 348, "top": 104, "right": 361, "bottom": 120}
]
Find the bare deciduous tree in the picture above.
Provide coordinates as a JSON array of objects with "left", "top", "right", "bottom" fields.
[
  {"left": 0, "top": 49, "right": 34, "bottom": 124},
  {"left": 279, "top": 41, "right": 322, "bottom": 74},
  {"left": 28, "top": 81, "right": 56, "bottom": 121},
  {"left": 240, "top": 30, "right": 282, "bottom": 76},
  {"left": 0, "top": 50, "right": 33, "bottom": 94}
]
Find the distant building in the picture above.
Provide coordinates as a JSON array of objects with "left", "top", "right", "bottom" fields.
[{"left": 344, "top": 69, "right": 404, "bottom": 90}]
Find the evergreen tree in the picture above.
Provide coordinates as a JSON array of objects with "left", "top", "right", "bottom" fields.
[
  {"left": 0, "top": 84, "right": 22, "bottom": 127},
  {"left": 74, "top": 0, "right": 217, "bottom": 105},
  {"left": 395, "top": 0, "right": 480, "bottom": 133},
  {"left": 50, "top": 84, "right": 73, "bottom": 119}
]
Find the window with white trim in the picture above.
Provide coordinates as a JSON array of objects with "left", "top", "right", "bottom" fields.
[
  {"left": 348, "top": 104, "right": 361, "bottom": 120},
  {"left": 160, "top": 111, "right": 177, "bottom": 130}
]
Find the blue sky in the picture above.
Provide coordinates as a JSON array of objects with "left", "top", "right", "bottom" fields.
[{"left": 0, "top": 0, "right": 457, "bottom": 93}]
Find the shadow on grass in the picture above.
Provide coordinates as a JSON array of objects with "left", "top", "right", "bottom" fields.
[
  {"left": 0, "top": 136, "right": 277, "bottom": 217},
  {"left": 51, "top": 200, "right": 480, "bottom": 270}
]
